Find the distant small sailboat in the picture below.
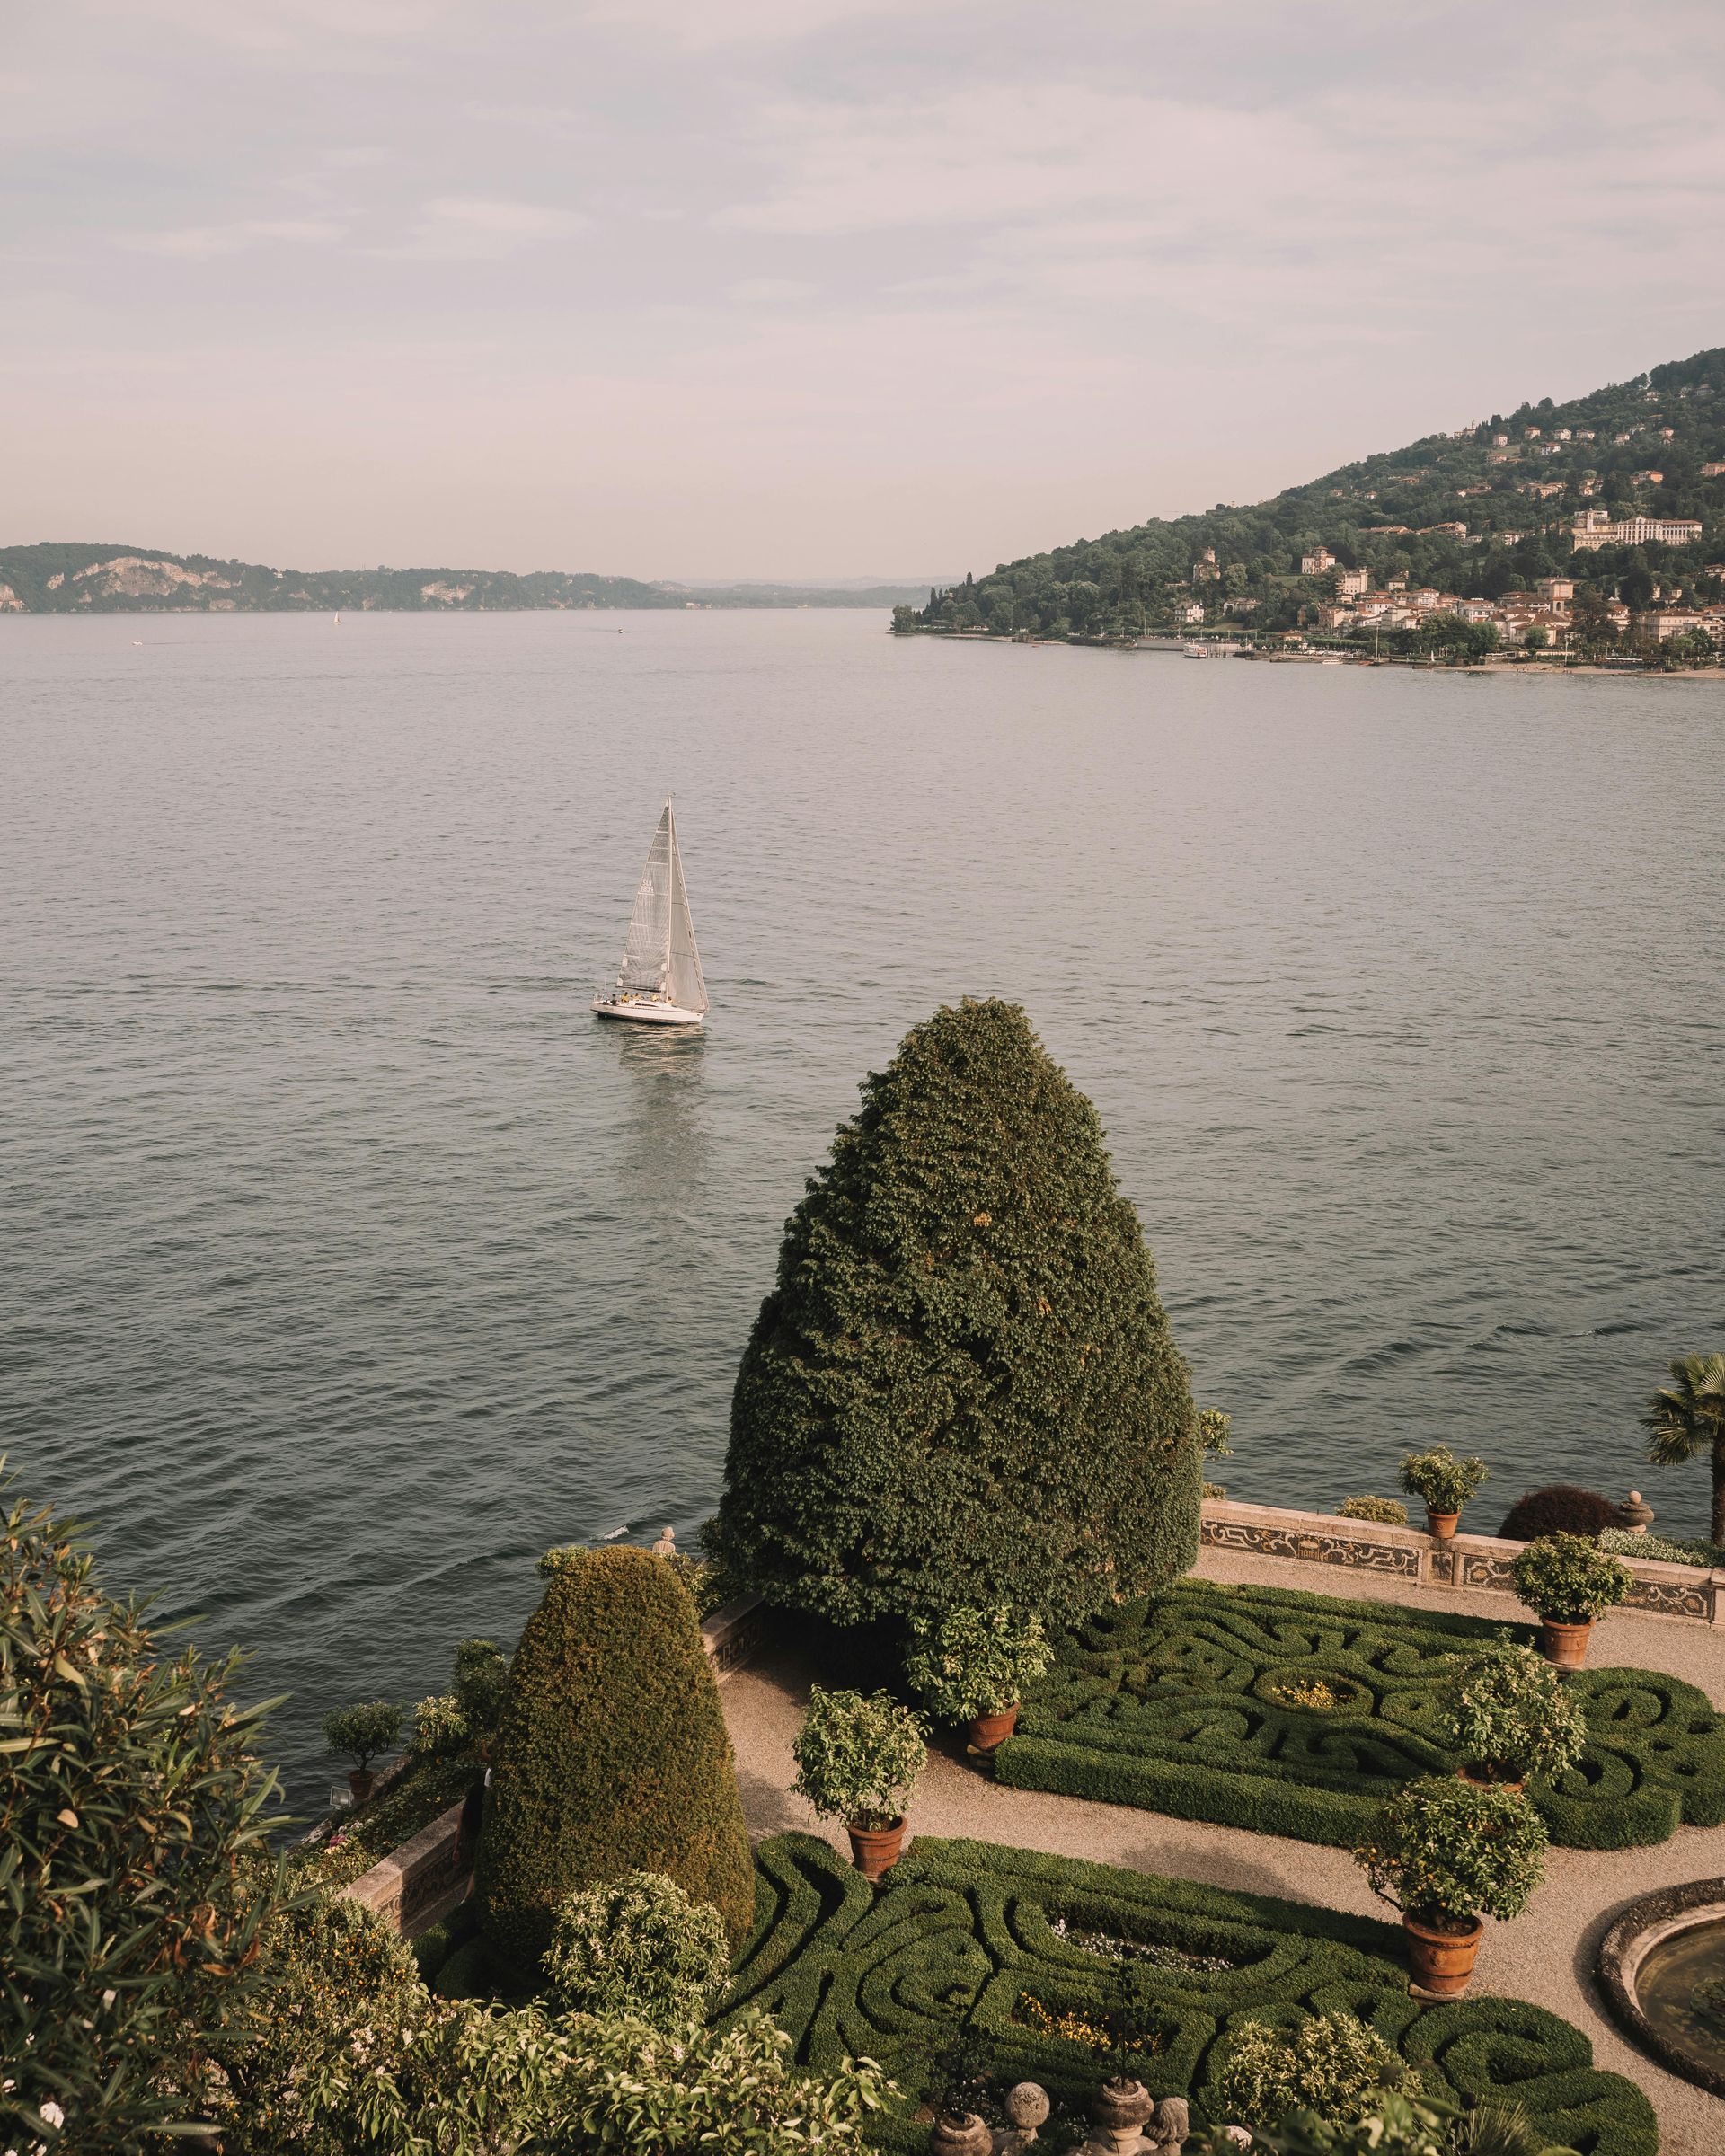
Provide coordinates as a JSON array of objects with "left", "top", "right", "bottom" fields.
[{"left": 592, "top": 800, "right": 710, "bottom": 1027}]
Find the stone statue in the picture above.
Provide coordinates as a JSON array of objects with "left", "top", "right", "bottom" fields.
[{"left": 650, "top": 1525, "right": 677, "bottom": 1558}]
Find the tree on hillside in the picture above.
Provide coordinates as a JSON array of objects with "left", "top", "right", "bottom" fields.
[
  {"left": 714, "top": 998, "right": 1201, "bottom": 1631},
  {"left": 475, "top": 1547, "right": 754, "bottom": 1979},
  {"left": 0, "top": 1473, "right": 284, "bottom": 2151}
]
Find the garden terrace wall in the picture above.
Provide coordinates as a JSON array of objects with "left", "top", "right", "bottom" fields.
[
  {"left": 341, "top": 1589, "right": 768, "bottom": 1934},
  {"left": 1201, "top": 1498, "right": 1725, "bottom": 1623}
]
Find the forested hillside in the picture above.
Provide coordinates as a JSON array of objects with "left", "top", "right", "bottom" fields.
[
  {"left": 0, "top": 543, "right": 924, "bottom": 614},
  {"left": 903, "top": 347, "right": 1725, "bottom": 643}
]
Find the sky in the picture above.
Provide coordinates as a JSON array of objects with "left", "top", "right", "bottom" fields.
[{"left": 6, "top": 1, "right": 1725, "bottom": 582}]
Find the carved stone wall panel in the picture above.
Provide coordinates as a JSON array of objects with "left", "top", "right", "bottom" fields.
[{"left": 1200, "top": 1516, "right": 1420, "bottom": 1576}]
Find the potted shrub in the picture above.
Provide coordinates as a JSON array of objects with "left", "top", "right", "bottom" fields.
[
  {"left": 1509, "top": 1533, "right": 1633, "bottom": 1669},
  {"left": 924, "top": 2028, "right": 994, "bottom": 2156},
  {"left": 1355, "top": 1775, "right": 1546, "bottom": 1998},
  {"left": 903, "top": 1604, "right": 1053, "bottom": 1753},
  {"left": 792, "top": 1684, "right": 926, "bottom": 1878},
  {"left": 322, "top": 1699, "right": 403, "bottom": 1805},
  {"left": 1397, "top": 1448, "right": 1489, "bottom": 1540},
  {"left": 1443, "top": 1638, "right": 1587, "bottom": 1788}
]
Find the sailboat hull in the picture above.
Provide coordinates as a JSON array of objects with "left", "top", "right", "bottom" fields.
[{"left": 592, "top": 996, "right": 705, "bottom": 1027}]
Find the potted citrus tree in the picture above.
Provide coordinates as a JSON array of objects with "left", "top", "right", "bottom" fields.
[
  {"left": 1355, "top": 1775, "right": 1546, "bottom": 1998},
  {"left": 322, "top": 1699, "right": 403, "bottom": 1806},
  {"left": 1443, "top": 1638, "right": 1587, "bottom": 1788},
  {"left": 1397, "top": 1448, "right": 1489, "bottom": 1540},
  {"left": 792, "top": 1684, "right": 926, "bottom": 1879},
  {"left": 1510, "top": 1533, "right": 1633, "bottom": 1669},
  {"left": 904, "top": 1604, "right": 1053, "bottom": 1754}
]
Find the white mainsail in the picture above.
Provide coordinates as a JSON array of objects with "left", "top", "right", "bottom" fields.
[
  {"left": 665, "top": 809, "right": 708, "bottom": 1014},
  {"left": 610, "top": 801, "right": 708, "bottom": 1015}
]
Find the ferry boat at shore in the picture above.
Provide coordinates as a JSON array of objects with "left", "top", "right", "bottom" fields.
[{"left": 592, "top": 800, "right": 710, "bottom": 1027}]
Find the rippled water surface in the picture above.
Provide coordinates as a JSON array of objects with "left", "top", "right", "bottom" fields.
[{"left": 4, "top": 611, "right": 1721, "bottom": 1807}]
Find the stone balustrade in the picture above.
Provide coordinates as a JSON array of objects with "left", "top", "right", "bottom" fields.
[{"left": 1200, "top": 1497, "right": 1725, "bottom": 1625}]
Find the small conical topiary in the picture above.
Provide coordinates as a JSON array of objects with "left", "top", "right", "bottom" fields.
[
  {"left": 714, "top": 997, "right": 1200, "bottom": 1630},
  {"left": 475, "top": 1546, "right": 755, "bottom": 1978}
]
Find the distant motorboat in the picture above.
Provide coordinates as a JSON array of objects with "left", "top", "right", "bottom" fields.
[
  {"left": 592, "top": 800, "right": 709, "bottom": 1027},
  {"left": 1183, "top": 641, "right": 1210, "bottom": 658}
]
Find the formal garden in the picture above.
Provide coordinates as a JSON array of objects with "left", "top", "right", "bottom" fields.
[
  {"left": 9, "top": 997, "right": 1725, "bottom": 2154},
  {"left": 723, "top": 1834, "right": 1657, "bottom": 2154},
  {"left": 992, "top": 1577, "right": 1725, "bottom": 1851}
]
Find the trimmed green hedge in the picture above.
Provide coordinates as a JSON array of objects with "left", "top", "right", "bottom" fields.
[
  {"left": 475, "top": 1547, "right": 755, "bottom": 1977},
  {"left": 723, "top": 1834, "right": 1656, "bottom": 2156},
  {"left": 993, "top": 1577, "right": 1725, "bottom": 1851}
]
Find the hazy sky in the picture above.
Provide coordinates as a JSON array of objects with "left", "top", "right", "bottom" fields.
[{"left": 7, "top": 1, "right": 1723, "bottom": 580}]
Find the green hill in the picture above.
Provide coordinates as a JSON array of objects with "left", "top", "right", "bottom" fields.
[
  {"left": 902, "top": 346, "right": 1725, "bottom": 643},
  {"left": 0, "top": 543, "right": 925, "bottom": 614}
]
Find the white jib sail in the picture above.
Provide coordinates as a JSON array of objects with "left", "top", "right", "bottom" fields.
[
  {"left": 616, "top": 805, "right": 675, "bottom": 996},
  {"left": 665, "top": 805, "right": 709, "bottom": 1014}
]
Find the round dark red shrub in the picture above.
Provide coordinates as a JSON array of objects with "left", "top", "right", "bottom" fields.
[{"left": 1498, "top": 1485, "right": 1623, "bottom": 1543}]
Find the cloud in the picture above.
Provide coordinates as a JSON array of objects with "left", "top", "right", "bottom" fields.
[
  {"left": 382, "top": 196, "right": 589, "bottom": 259},
  {"left": 119, "top": 218, "right": 345, "bottom": 258}
]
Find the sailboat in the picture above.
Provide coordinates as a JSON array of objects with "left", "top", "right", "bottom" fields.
[{"left": 592, "top": 800, "right": 710, "bottom": 1027}]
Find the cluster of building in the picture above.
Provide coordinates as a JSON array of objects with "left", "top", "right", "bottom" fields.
[{"left": 1303, "top": 569, "right": 1723, "bottom": 648}]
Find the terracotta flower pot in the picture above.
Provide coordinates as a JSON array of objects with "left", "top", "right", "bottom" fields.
[
  {"left": 1457, "top": 1763, "right": 1526, "bottom": 1793},
  {"left": 969, "top": 1703, "right": 1020, "bottom": 1753},
  {"left": 846, "top": 1816, "right": 907, "bottom": 1880},
  {"left": 1537, "top": 1618, "right": 1593, "bottom": 1671},
  {"left": 1092, "top": 2078, "right": 1154, "bottom": 2155},
  {"left": 1425, "top": 1508, "right": 1461, "bottom": 1542},
  {"left": 929, "top": 2112, "right": 992, "bottom": 2156},
  {"left": 347, "top": 1768, "right": 376, "bottom": 1806},
  {"left": 1403, "top": 1910, "right": 1483, "bottom": 1998}
]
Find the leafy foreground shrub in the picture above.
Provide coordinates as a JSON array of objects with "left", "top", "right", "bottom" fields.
[
  {"left": 715, "top": 997, "right": 1201, "bottom": 1630},
  {"left": 209, "top": 1879, "right": 889, "bottom": 2156},
  {"left": 724, "top": 1833, "right": 1654, "bottom": 2155},
  {"left": 992, "top": 1577, "right": 1725, "bottom": 1850},
  {"left": 1336, "top": 1496, "right": 1409, "bottom": 1525},
  {"left": 0, "top": 1473, "right": 284, "bottom": 2153},
  {"left": 1193, "top": 2089, "right": 1556, "bottom": 2155},
  {"left": 904, "top": 1604, "right": 1054, "bottom": 1720},
  {"left": 545, "top": 1871, "right": 730, "bottom": 2030},
  {"left": 477, "top": 1545, "right": 755, "bottom": 1977},
  {"left": 1211, "top": 2013, "right": 1403, "bottom": 2131},
  {"left": 1497, "top": 1486, "right": 1621, "bottom": 1543}
]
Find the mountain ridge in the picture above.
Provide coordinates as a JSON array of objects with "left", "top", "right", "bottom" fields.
[{"left": 0, "top": 543, "right": 927, "bottom": 614}]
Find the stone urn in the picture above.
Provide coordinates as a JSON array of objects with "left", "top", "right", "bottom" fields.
[
  {"left": 969, "top": 1703, "right": 1020, "bottom": 1753},
  {"left": 1425, "top": 1507, "right": 1461, "bottom": 1542},
  {"left": 1092, "top": 2077, "right": 1154, "bottom": 2154},
  {"left": 347, "top": 1768, "right": 376, "bottom": 1806},
  {"left": 1403, "top": 1910, "right": 1483, "bottom": 1998},
  {"left": 1536, "top": 1618, "right": 1594, "bottom": 1672},
  {"left": 928, "top": 2111, "right": 991, "bottom": 2156},
  {"left": 1005, "top": 2081, "right": 1050, "bottom": 2144},
  {"left": 1619, "top": 1489, "right": 1655, "bottom": 1534},
  {"left": 847, "top": 1816, "right": 907, "bottom": 1880}
]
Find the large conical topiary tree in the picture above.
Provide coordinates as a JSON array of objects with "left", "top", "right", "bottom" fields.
[
  {"left": 475, "top": 1547, "right": 755, "bottom": 1979},
  {"left": 715, "top": 998, "right": 1200, "bottom": 1630}
]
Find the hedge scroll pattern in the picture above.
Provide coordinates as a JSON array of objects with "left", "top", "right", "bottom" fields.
[
  {"left": 995, "top": 1579, "right": 1725, "bottom": 1850},
  {"left": 723, "top": 1835, "right": 1656, "bottom": 2156}
]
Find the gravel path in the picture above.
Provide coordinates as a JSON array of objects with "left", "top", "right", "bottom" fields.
[{"left": 721, "top": 1550, "right": 1725, "bottom": 2156}]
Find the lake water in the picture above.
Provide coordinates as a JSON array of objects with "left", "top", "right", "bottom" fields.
[{"left": 4, "top": 610, "right": 1721, "bottom": 1809}]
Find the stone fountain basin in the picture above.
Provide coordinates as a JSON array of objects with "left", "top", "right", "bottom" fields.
[{"left": 1598, "top": 1878, "right": 1725, "bottom": 2099}]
